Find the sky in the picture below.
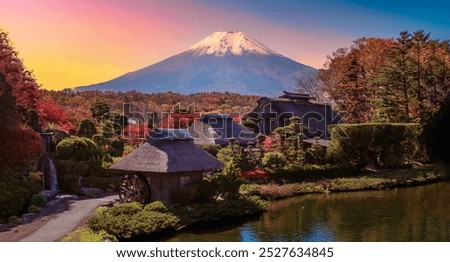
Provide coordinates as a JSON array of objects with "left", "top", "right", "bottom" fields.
[{"left": 0, "top": 0, "right": 449, "bottom": 90}]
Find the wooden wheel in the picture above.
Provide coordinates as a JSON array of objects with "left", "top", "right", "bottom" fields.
[{"left": 119, "top": 173, "right": 151, "bottom": 203}]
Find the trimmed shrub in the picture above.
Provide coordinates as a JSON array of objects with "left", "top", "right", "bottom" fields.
[
  {"left": 27, "top": 205, "right": 41, "bottom": 213},
  {"left": 270, "top": 163, "right": 359, "bottom": 183},
  {"left": 77, "top": 119, "right": 97, "bottom": 138},
  {"left": 213, "top": 162, "right": 242, "bottom": 200},
  {"left": 108, "top": 139, "right": 125, "bottom": 157},
  {"left": 143, "top": 201, "right": 173, "bottom": 213},
  {"left": 29, "top": 193, "right": 47, "bottom": 208},
  {"left": 327, "top": 123, "right": 421, "bottom": 168},
  {"left": 89, "top": 197, "right": 268, "bottom": 239},
  {"left": 55, "top": 137, "right": 106, "bottom": 192},
  {"left": 56, "top": 137, "right": 102, "bottom": 161},
  {"left": 262, "top": 152, "right": 286, "bottom": 173}
]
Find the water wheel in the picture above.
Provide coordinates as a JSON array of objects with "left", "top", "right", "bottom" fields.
[{"left": 119, "top": 173, "right": 151, "bottom": 203}]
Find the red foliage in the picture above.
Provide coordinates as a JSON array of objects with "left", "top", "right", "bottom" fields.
[
  {"left": 1, "top": 30, "right": 40, "bottom": 111},
  {"left": 123, "top": 124, "right": 150, "bottom": 146},
  {"left": 37, "top": 98, "right": 69, "bottom": 127},
  {"left": 160, "top": 112, "right": 200, "bottom": 128},
  {"left": 0, "top": 127, "right": 42, "bottom": 167},
  {"left": 232, "top": 115, "right": 241, "bottom": 124},
  {"left": 261, "top": 135, "right": 274, "bottom": 150},
  {"left": 58, "top": 123, "right": 77, "bottom": 134},
  {"left": 240, "top": 169, "right": 270, "bottom": 181}
]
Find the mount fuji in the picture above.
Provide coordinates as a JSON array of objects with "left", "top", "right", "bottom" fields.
[{"left": 75, "top": 31, "right": 317, "bottom": 96}]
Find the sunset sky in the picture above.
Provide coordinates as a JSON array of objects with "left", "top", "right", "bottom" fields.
[{"left": 1, "top": 0, "right": 449, "bottom": 90}]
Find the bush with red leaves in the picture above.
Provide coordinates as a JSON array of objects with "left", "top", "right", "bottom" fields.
[
  {"left": 0, "top": 127, "right": 42, "bottom": 167},
  {"left": 240, "top": 169, "right": 270, "bottom": 181}
]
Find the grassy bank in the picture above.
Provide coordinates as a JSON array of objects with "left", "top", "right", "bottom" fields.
[{"left": 241, "top": 164, "right": 448, "bottom": 200}]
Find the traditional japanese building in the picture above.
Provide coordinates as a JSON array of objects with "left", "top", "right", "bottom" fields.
[
  {"left": 244, "top": 91, "right": 342, "bottom": 139},
  {"left": 111, "top": 128, "right": 224, "bottom": 203}
]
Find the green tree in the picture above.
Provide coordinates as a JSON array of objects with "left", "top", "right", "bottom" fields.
[
  {"left": 262, "top": 152, "right": 286, "bottom": 173},
  {"left": 213, "top": 161, "right": 242, "bottom": 200},
  {"left": 374, "top": 31, "right": 412, "bottom": 122},
  {"left": 77, "top": 119, "right": 97, "bottom": 138},
  {"left": 411, "top": 30, "right": 430, "bottom": 120},
  {"left": 305, "top": 139, "right": 327, "bottom": 164},
  {"left": 274, "top": 116, "right": 304, "bottom": 167},
  {"left": 90, "top": 101, "right": 110, "bottom": 122}
]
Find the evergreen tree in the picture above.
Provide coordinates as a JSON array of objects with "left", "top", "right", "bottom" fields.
[
  {"left": 77, "top": 119, "right": 97, "bottom": 138},
  {"left": 274, "top": 116, "right": 304, "bottom": 167},
  {"left": 90, "top": 101, "right": 110, "bottom": 122},
  {"left": 411, "top": 30, "right": 431, "bottom": 120}
]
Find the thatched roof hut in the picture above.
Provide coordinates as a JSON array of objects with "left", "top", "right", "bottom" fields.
[
  {"left": 111, "top": 129, "right": 224, "bottom": 203},
  {"left": 112, "top": 129, "right": 223, "bottom": 173}
]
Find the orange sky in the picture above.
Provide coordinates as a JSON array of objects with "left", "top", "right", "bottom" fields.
[{"left": 1, "top": 0, "right": 447, "bottom": 90}]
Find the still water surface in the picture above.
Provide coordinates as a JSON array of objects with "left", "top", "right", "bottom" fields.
[{"left": 163, "top": 181, "right": 450, "bottom": 241}]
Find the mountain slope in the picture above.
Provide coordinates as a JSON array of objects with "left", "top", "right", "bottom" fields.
[{"left": 76, "top": 31, "right": 317, "bottom": 96}]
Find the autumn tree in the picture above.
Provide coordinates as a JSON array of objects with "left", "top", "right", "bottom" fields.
[
  {"left": 0, "top": 73, "right": 42, "bottom": 167},
  {"left": 319, "top": 31, "right": 449, "bottom": 123},
  {"left": 0, "top": 29, "right": 40, "bottom": 111}
]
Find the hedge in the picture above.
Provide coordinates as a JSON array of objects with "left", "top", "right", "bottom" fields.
[
  {"left": 327, "top": 123, "right": 421, "bottom": 168},
  {"left": 270, "top": 163, "right": 359, "bottom": 183}
]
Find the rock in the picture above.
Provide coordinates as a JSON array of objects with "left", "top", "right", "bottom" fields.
[
  {"left": 22, "top": 213, "right": 35, "bottom": 223},
  {"left": 100, "top": 200, "right": 117, "bottom": 208},
  {"left": 47, "top": 199, "right": 64, "bottom": 207},
  {"left": 55, "top": 194, "right": 79, "bottom": 201},
  {"left": 41, "top": 190, "right": 58, "bottom": 200}
]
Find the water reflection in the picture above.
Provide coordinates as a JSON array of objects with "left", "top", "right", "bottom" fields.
[{"left": 164, "top": 181, "right": 450, "bottom": 242}]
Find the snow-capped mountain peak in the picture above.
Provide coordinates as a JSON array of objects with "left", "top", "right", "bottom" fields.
[
  {"left": 75, "top": 30, "right": 317, "bottom": 96},
  {"left": 188, "top": 31, "right": 278, "bottom": 56}
]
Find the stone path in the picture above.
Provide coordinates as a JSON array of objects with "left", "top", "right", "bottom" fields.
[{"left": 19, "top": 195, "right": 118, "bottom": 242}]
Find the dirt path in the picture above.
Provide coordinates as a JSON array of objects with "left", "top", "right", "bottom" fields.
[{"left": 0, "top": 195, "right": 118, "bottom": 242}]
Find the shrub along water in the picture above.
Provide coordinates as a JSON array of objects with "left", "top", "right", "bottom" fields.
[
  {"left": 242, "top": 164, "right": 447, "bottom": 200},
  {"left": 88, "top": 197, "right": 268, "bottom": 240}
]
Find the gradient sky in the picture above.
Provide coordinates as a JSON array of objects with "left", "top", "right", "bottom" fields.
[{"left": 1, "top": 0, "right": 449, "bottom": 90}]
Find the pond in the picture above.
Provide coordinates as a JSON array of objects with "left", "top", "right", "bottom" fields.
[{"left": 162, "top": 181, "right": 450, "bottom": 242}]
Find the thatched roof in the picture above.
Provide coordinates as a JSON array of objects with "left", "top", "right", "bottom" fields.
[
  {"left": 279, "top": 91, "right": 314, "bottom": 101},
  {"left": 111, "top": 129, "right": 224, "bottom": 173},
  {"left": 246, "top": 93, "right": 342, "bottom": 138},
  {"left": 187, "top": 114, "right": 257, "bottom": 146}
]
